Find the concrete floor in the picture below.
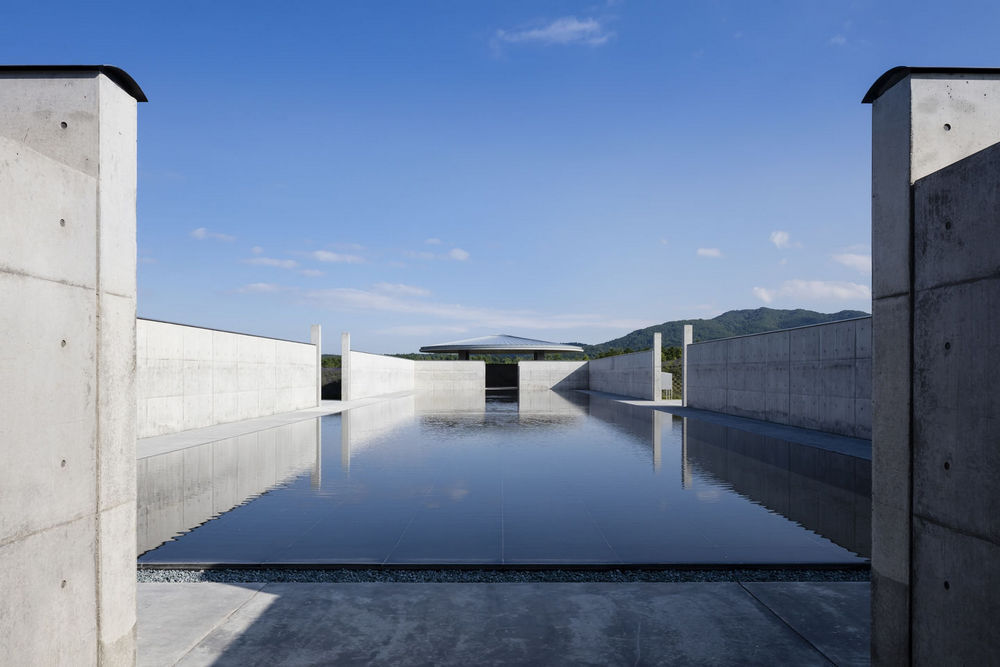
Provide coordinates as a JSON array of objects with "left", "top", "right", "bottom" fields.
[{"left": 138, "top": 581, "right": 870, "bottom": 666}]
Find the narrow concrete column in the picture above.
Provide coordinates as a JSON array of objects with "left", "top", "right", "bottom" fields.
[
  {"left": 865, "top": 66, "right": 1000, "bottom": 665},
  {"left": 310, "top": 324, "right": 322, "bottom": 406},
  {"left": 651, "top": 332, "right": 662, "bottom": 400},
  {"left": 681, "top": 324, "right": 693, "bottom": 406},
  {"left": 341, "top": 332, "right": 351, "bottom": 401},
  {"left": 0, "top": 66, "right": 146, "bottom": 666}
]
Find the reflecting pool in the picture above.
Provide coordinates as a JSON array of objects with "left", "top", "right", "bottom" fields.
[{"left": 138, "top": 391, "right": 870, "bottom": 566}]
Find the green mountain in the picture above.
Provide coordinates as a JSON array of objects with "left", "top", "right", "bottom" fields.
[{"left": 579, "top": 307, "right": 869, "bottom": 356}]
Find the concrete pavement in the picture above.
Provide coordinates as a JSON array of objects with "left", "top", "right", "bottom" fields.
[{"left": 138, "top": 581, "right": 870, "bottom": 666}]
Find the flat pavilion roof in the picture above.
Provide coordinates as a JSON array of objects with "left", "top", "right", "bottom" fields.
[{"left": 419, "top": 334, "right": 583, "bottom": 355}]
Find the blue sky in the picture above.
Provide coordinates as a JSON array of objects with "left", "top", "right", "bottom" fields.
[{"left": 5, "top": 1, "right": 1000, "bottom": 352}]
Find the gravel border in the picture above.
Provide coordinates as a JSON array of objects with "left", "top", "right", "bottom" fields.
[{"left": 138, "top": 567, "right": 870, "bottom": 584}]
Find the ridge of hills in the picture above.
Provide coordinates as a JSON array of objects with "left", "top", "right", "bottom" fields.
[{"left": 571, "top": 307, "right": 870, "bottom": 356}]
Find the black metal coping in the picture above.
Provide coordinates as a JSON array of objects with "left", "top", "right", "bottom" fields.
[
  {"left": 137, "top": 562, "right": 870, "bottom": 573},
  {"left": 0, "top": 65, "right": 147, "bottom": 102},
  {"left": 863, "top": 66, "right": 1000, "bottom": 104}
]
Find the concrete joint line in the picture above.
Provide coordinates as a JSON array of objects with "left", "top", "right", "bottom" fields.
[
  {"left": 0, "top": 512, "right": 95, "bottom": 550},
  {"left": 914, "top": 272, "right": 1000, "bottom": 292},
  {"left": 0, "top": 265, "right": 95, "bottom": 291},
  {"left": 912, "top": 512, "right": 1000, "bottom": 547},
  {"left": 736, "top": 581, "right": 837, "bottom": 666}
]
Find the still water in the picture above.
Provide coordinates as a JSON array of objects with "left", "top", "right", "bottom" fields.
[{"left": 138, "top": 391, "right": 870, "bottom": 566}]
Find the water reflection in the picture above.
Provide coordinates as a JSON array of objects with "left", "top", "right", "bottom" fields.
[
  {"left": 682, "top": 418, "right": 872, "bottom": 557},
  {"left": 137, "top": 419, "right": 318, "bottom": 555},
  {"left": 138, "top": 389, "right": 871, "bottom": 564}
]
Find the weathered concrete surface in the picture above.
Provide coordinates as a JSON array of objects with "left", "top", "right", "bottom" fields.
[
  {"left": 136, "top": 319, "right": 317, "bottom": 438},
  {"left": 868, "top": 69, "right": 1000, "bottom": 665},
  {"left": 686, "top": 318, "right": 871, "bottom": 439},
  {"left": 138, "top": 582, "right": 870, "bottom": 666},
  {"left": 0, "top": 69, "right": 141, "bottom": 666},
  {"left": 346, "top": 350, "right": 415, "bottom": 399}
]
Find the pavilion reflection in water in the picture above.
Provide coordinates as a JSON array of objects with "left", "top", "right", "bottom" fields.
[{"left": 138, "top": 390, "right": 870, "bottom": 560}]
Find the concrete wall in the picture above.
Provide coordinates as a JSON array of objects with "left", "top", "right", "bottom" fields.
[
  {"left": 868, "top": 69, "right": 1000, "bottom": 665},
  {"left": 588, "top": 334, "right": 661, "bottom": 400},
  {"left": 345, "top": 351, "right": 415, "bottom": 400},
  {"left": 517, "top": 361, "right": 588, "bottom": 392},
  {"left": 138, "top": 419, "right": 318, "bottom": 555},
  {"left": 685, "top": 318, "right": 872, "bottom": 439},
  {"left": 136, "top": 319, "right": 318, "bottom": 438},
  {"left": 0, "top": 69, "right": 141, "bottom": 666},
  {"left": 414, "top": 361, "right": 486, "bottom": 411}
]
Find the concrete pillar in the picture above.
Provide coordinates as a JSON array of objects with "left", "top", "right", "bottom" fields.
[
  {"left": 310, "top": 324, "right": 321, "bottom": 406},
  {"left": 651, "top": 332, "right": 662, "bottom": 400},
  {"left": 0, "top": 66, "right": 146, "bottom": 666},
  {"left": 341, "top": 332, "right": 351, "bottom": 401},
  {"left": 865, "top": 66, "right": 1000, "bottom": 665},
  {"left": 681, "top": 324, "right": 693, "bottom": 406}
]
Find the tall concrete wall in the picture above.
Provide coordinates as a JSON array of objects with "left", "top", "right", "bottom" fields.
[
  {"left": 588, "top": 334, "right": 661, "bottom": 400},
  {"left": 685, "top": 318, "right": 872, "bottom": 439},
  {"left": 867, "top": 68, "right": 1000, "bottom": 665},
  {"left": 414, "top": 360, "right": 486, "bottom": 411},
  {"left": 136, "top": 319, "right": 318, "bottom": 438},
  {"left": 517, "top": 361, "right": 588, "bottom": 392},
  {"left": 0, "top": 69, "right": 142, "bottom": 666},
  {"left": 345, "top": 351, "right": 415, "bottom": 400}
]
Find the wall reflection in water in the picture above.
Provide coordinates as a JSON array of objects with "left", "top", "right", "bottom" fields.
[
  {"left": 137, "top": 419, "right": 320, "bottom": 555},
  {"left": 682, "top": 418, "right": 872, "bottom": 558}
]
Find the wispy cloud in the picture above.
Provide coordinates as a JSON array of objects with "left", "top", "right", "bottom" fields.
[
  {"left": 300, "top": 286, "right": 651, "bottom": 332},
  {"left": 770, "top": 230, "right": 791, "bottom": 249},
  {"left": 377, "top": 324, "right": 470, "bottom": 337},
  {"left": 374, "top": 282, "right": 431, "bottom": 297},
  {"left": 832, "top": 253, "right": 871, "bottom": 274},
  {"left": 244, "top": 257, "right": 299, "bottom": 270},
  {"left": 495, "top": 17, "right": 614, "bottom": 47},
  {"left": 190, "top": 227, "right": 235, "bottom": 242},
  {"left": 752, "top": 279, "right": 871, "bottom": 304},
  {"left": 424, "top": 238, "right": 442, "bottom": 245},
  {"left": 299, "top": 269, "right": 324, "bottom": 277},
  {"left": 697, "top": 247, "right": 723, "bottom": 258},
  {"left": 238, "top": 282, "right": 283, "bottom": 294},
  {"left": 251, "top": 246, "right": 264, "bottom": 255},
  {"left": 449, "top": 248, "right": 470, "bottom": 261},
  {"left": 311, "top": 250, "right": 365, "bottom": 264},
  {"left": 829, "top": 34, "right": 846, "bottom": 46}
]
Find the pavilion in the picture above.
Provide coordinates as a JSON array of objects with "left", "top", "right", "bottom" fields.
[{"left": 419, "top": 334, "right": 584, "bottom": 361}]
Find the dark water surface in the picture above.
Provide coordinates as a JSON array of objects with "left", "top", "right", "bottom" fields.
[{"left": 138, "top": 391, "right": 870, "bottom": 566}]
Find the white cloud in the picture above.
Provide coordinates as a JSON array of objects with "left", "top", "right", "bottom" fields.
[
  {"left": 374, "top": 282, "right": 431, "bottom": 297},
  {"left": 449, "top": 248, "right": 470, "bottom": 261},
  {"left": 251, "top": 246, "right": 264, "bottom": 255},
  {"left": 832, "top": 253, "right": 872, "bottom": 274},
  {"left": 495, "top": 17, "right": 614, "bottom": 47},
  {"left": 190, "top": 227, "right": 235, "bottom": 242},
  {"left": 311, "top": 250, "right": 365, "bottom": 263},
  {"left": 238, "top": 282, "right": 283, "bottom": 294},
  {"left": 697, "top": 247, "right": 723, "bottom": 258},
  {"left": 244, "top": 257, "right": 299, "bottom": 269},
  {"left": 752, "top": 279, "right": 871, "bottom": 304},
  {"left": 424, "top": 238, "right": 443, "bottom": 245},
  {"left": 829, "top": 34, "right": 847, "bottom": 46},
  {"left": 299, "top": 269, "right": 324, "bottom": 277},
  {"left": 659, "top": 238, "right": 669, "bottom": 246},
  {"left": 404, "top": 250, "right": 437, "bottom": 260},
  {"left": 301, "top": 287, "right": 651, "bottom": 332},
  {"left": 377, "top": 324, "right": 470, "bottom": 337},
  {"left": 769, "top": 230, "right": 791, "bottom": 249}
]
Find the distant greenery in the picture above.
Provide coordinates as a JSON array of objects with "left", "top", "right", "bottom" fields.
[
  {"left": 390, "top": 352, "right": 587, "bottom": 364},
  {"left": 321, "top": 355, "right": 341, "bottom": 368},
  {"left": 580, "top": 307, "right": 869, "bottom": 356}
]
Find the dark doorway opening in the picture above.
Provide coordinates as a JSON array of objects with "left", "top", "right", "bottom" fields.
[{"left": 486, "top": 363, "right": 518, "bottom": 390}]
